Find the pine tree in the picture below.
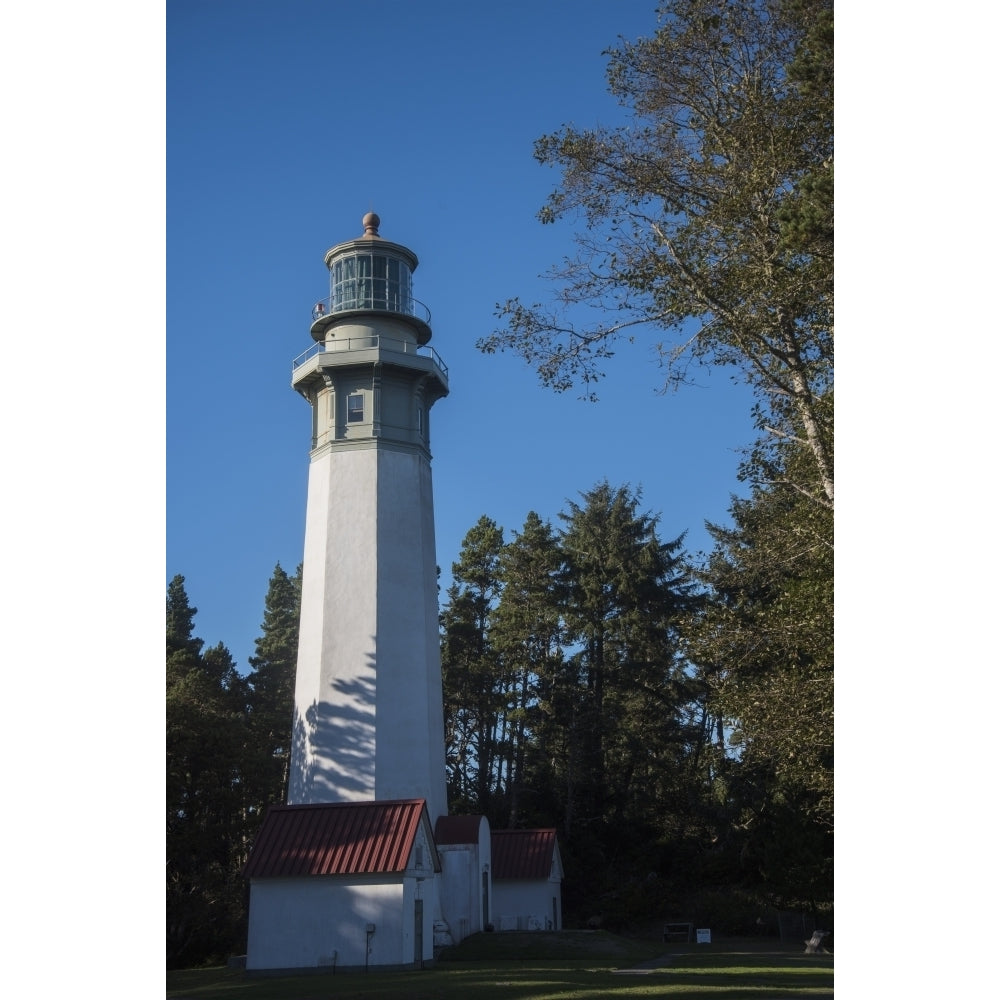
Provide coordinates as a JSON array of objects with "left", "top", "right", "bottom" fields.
[
  {"left": 166, "top": 576, "right": 247, "bottom": 967},
  {"left": 245, "top": 563, "right": 302, "bottom": 814},
  {"left": 440, "top": 517, "right": 505, "bottom": 820},
  {"left": 555, "top": 482, "right": 698, "bottom": 855},
  {"left": 493, "top": 512, "right": 564, "bottom": 826}
]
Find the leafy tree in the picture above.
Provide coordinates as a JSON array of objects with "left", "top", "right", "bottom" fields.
[
  {"left": 478, "top": 0, "right": 833, "bottom": 505},
  {"left": 688, "top": 430, "right": 833, "bottom": 905}
]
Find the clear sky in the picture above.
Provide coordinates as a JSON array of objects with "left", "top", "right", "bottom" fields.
[{"left": 167, "top": 0, "right": 759, "bottom": 671}]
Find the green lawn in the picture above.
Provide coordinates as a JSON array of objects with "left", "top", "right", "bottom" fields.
[{"left": 166, "top": 932, "right": 833, "bottom": 999}]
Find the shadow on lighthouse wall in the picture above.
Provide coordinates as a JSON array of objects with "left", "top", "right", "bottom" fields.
[{"left": 288, "top": 645, "right": 379, "bottom": 803}]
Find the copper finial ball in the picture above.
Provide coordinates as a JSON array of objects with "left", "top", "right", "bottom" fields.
[{"left": 362, "top": 212, "right": 380, "bottom": 236}]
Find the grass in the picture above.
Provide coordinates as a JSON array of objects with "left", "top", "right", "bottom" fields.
[{"left": 166, "top": 932, "right": 833, "bottom": 999}]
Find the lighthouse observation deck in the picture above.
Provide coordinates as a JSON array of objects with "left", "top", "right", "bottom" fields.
[{"left": 291, "top": 333, "right": 448, "bottom": 386}]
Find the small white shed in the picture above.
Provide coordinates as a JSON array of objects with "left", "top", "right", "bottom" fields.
[
  {"left": 244, "top": 799, "right": 440, "bottom": 971},
  {"left": 433, "top": 814, "right": 492, "bottom": 942},
  {"left": 491, "top": 828, "right": 563, "bottom": 931}
]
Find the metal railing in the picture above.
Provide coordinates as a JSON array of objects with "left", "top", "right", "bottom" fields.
[
  {"left": 292, "top": 335, "right": 448, "bottom": 379},
  {"left": 310, "top": 293, "right": 432, "bottom": 326}
]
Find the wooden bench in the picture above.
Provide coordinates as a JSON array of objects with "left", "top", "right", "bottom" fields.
[
  {"left": 804, "top": 930, "right": 828, "bottom": 954},
  {"left": 663, "top": 922, "right": 694, "bottom": 942}
]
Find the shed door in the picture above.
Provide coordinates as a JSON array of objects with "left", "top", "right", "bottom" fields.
[{"left": 414, "top": 899, "right": 423, "bottom": 967}]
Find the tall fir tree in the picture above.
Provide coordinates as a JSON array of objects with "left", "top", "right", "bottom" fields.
[
  {"left": 555, "top": 482, "right": 699, "bottom": 861},
  {"left": 440, "top": 517, "right": 505, "bottom": 820},
  {"left": 245, "top": 563, "right": 302, "bottom": 815},
  {"left": 493, "top": 512, "right": 565, "bottom": 827},
  {"left": 166, "top": 576, "right": 248, "bottom": 967}
]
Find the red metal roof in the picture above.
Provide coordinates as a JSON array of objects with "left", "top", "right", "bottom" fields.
[
  {"left": 244, "top": 799, "right": 433, "bottom": 879},
  {"left": 491, "top": 829, "right": 559, "bottom": 880},
  {"left": 434, "top": 814, "right": 486, "bottom": 845}
]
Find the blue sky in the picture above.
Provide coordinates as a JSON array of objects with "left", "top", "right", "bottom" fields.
[{"left": 167, "top": 0, "right": 759, "bottom": 670}]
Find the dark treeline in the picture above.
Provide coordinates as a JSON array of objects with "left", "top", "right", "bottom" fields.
[
  {"left": 166, "top": 565, "right": 301, "bottom": 968},
  {"left": 440, "top": 474, "right": 831, "bottom": 933},
  {"left": 464, "top": 0, "right": 833, "bottom": 932},
  {"left": 167, "top": 455, "right": 831, "bottom": 965}
]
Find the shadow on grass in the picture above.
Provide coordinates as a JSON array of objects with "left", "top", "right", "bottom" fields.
[
  {"left": 166, "top": 935, "right": 833, "bottom": 1000},
  {"left": 624, "top": 950, "right": 834, "bottom": 998},
  {"left": 167, "top": 959, "right": 832, "bottom": 999}
]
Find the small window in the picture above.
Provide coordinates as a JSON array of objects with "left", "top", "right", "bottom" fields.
[
  {"left": 348, "top": 394, "right": 364, "bottom": 422},
  {"left": 416, "top": 844, "right": 424, "bottom": 868}
]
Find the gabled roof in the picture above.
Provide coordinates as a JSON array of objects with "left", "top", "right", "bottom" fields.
[
  {"left": 491, "top": 828, "right": 561, "bottom": 880},
  {"left": 434, "top": 814, "right": 487, "bottom": 845},
  {"left": 244, "top": 799, "right": 439, "bottom": 879}
]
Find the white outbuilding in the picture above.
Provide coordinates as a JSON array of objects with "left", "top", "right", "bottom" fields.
[
  {"left": 491, "top": 829, "right": 564, "bottom": 932},
  {"left": 244, "top": 799, "right": 440, "bottom": 971},
  {"left": 434, "top": 815, "right": 493, "bottom": 940}
]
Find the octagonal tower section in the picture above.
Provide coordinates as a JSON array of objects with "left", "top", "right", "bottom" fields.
[{"left": 288, "top": 213, "right": 449, "bottom": 827}]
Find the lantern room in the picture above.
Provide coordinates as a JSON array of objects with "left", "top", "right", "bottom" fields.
[{"left": 309, "top": 212, "right": 432, "bottom": 346}]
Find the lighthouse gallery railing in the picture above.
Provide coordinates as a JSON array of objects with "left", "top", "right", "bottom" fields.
[{"left": 292, "top": 335, "right": 448, "bottom": 379}]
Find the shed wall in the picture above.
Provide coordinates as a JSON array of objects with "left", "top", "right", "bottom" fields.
[
  {"left": 493, "top": 879, "right": 562, "bottom": 931},
  {"left": 247, "top": 876, "right": 437, "bottom": 970}
]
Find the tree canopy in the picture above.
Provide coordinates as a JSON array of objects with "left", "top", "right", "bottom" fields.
[
  {"left": 478, "top": 0, "right": 833, "bottom": 506},
  {"left": 470, "top": 0, "right": 833, "bottom": 915},
  {"left": 166, "top": 576, "right": 248, "bottom": 967},
  {"left": 166, "top": 568, "right": 302, "bottom": 968}
]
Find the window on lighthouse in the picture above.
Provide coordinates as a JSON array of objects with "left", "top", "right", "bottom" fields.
[{"left": 347, "top": 394, "right": 364, "bottom": 422}]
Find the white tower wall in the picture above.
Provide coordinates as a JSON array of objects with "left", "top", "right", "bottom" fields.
[
  {"left": 286, "top": 213, "right": 449, "bottom": 826},
  {"left": 288, "top": 442, "right": 447, "bottom": 822}
]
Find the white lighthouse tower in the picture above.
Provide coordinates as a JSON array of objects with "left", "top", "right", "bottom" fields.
[
  {"left": 244, "top": 217, "right": 560, "bottom": 972},
  {"left": 287, "top": 212, "right": 449, "bottom": 825}
]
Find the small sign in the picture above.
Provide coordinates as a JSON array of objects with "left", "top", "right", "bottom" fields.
[{"left": 696, "top": 928, "right": 711, "bottom": 944}]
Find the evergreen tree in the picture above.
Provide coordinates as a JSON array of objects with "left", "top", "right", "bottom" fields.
[
  {"left": 554, "top": 482, "right": 699, "bottom": 859},
  {"left": 166, "top": 577, "right": 247, "bottom": 967},
  {"left": 167, "top": 573, "right": 202, "bottom": 663},
  {"left": 493, "top": 511, "right": 565, "bottom": 826},
  {"left": 245, "top": 563, "right": 302, "bottom": 814},
  {"left": 440, "top": 493, "right": 721, "bottom": 920},
  {"left": 440, "top": 517, "right": 505, "bottom": 820}
]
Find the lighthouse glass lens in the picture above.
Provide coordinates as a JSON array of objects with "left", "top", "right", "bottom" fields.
[{"left": 331, "top": 253, "right": 412, "bottom": 314}]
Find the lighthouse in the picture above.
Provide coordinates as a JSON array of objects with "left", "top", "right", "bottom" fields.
[
  {"left": 243, "top": 216, "right": 560, "bottom": 972},
  {"left": 286, "top": 212, "right": 449, "bottom": 825}
]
